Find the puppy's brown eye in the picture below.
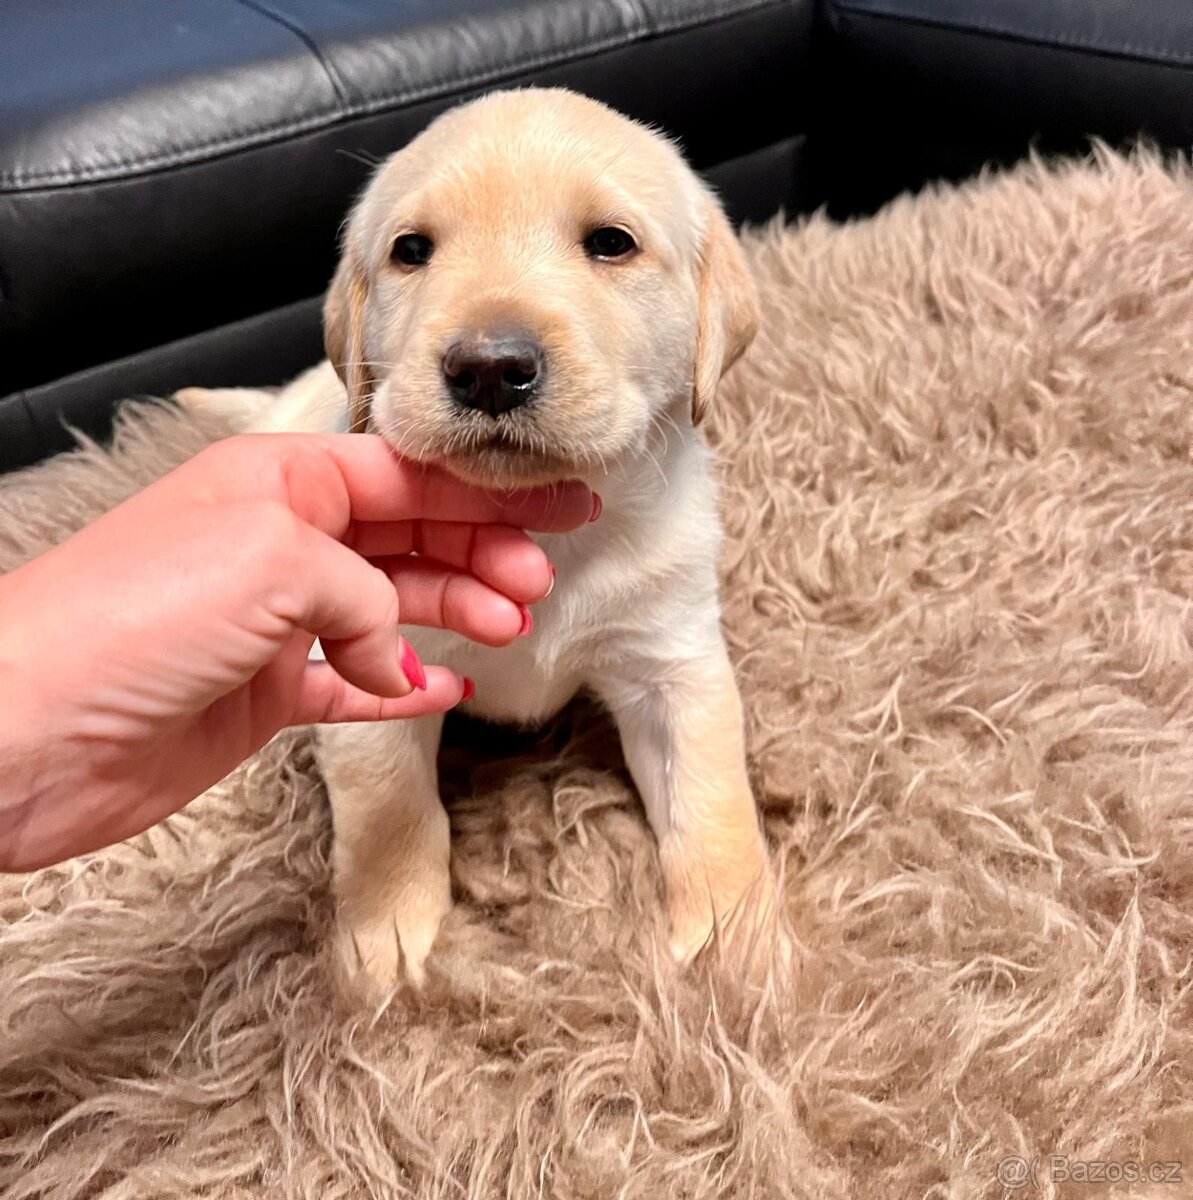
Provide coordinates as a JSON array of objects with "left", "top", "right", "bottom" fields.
[
  {"left": 392, "top": 233, "right": 433, "bottom": 267},
  {"left": 584, "top": 226, "right": 637, "bottom": 260}
]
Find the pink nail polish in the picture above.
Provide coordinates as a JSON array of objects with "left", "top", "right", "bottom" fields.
[
  {"left": 589, "top": 493, "right": 603, "bottom": 522},
  {"left": 518, "top": 606, "right": 534, "bottom": 637},
  {"left": 545, "top": 564, "right": 556, "bottom": 597},
  {"left": 399, "top": 640, "right": 427, "bottom": 691},
  {"left": 460, "top": 677, "right": 475, "bottom": 702}
]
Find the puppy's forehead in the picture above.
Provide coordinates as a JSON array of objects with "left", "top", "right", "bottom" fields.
[{"left": 360, "top": 90, "right": 700, "bottom": 255}]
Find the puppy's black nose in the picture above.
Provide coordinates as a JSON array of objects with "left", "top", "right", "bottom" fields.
[{"left": 442, "top": 333, "right": 543, "bottom": 417}]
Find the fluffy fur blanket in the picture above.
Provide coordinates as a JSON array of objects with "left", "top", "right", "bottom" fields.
[{"left": 3, "top": 148, "right": 1193, "bottom": 1199}]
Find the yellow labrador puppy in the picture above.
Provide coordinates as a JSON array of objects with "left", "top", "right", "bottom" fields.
[{"left": 183, "top": 87, "right": 773, "bottom": 988}]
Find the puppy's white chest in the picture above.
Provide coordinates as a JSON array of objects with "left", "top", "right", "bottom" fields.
[{"left": 450, "top": 635, "right": 584, "bottom": 725}]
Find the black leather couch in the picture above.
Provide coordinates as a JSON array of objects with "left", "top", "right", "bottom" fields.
[{"left": 2, "top": 0, "right": 1191, "bottom": 473}]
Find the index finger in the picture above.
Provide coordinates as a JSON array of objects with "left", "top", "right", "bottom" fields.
[{"left": 206, "top": 434, "right": 598, "bottom": 537}]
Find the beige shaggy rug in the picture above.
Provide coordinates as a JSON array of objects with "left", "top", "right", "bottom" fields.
[{"left": 4, "top": 147, "right": 1193, "bottom": 1200}]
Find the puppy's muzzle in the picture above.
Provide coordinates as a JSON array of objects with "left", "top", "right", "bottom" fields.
[{"left": 442, "top": 331, "right": 544, "bottom": 418}]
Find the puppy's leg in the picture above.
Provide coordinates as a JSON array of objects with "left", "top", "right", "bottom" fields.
[
  {"left": 596, "top": 641, "right": 774, "bottom": 965},
  {"left": 317, "top": 715, "right": 451, "bottom": 989}
]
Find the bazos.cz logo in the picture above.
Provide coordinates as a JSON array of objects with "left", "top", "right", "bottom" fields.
[{"left": 996, "top": 1154, "right": 1182, "bottom": 1191}]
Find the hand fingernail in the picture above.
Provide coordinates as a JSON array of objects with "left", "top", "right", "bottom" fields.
[
  {"left": 545, "top": 564, "right": 556, "bottom": 597},
  {"left": 589, "top": 493, "right": 603, "bottom": 522},
  {"left": 518, "top": 606, "right": 534, "bottom": 637},
  {"left": 460, "top": 677, "right": 475, "bottom": 702},
  {"left": 399, "top": 640, "right": 427, "bottom": 691}
]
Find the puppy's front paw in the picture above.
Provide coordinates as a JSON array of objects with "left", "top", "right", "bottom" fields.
[
  {"left": 336, "top": 874, "right": 452, "bottom": 992},
  {"left": 664, "top": 844, "right": 789, "bottom": 982}
]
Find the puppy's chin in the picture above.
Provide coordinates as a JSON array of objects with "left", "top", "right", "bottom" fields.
[{"left": 435, "top": 440, "right": 584, "bottom": 489}]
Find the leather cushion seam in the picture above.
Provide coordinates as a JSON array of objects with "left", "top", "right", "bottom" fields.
[{"left": 0, "top": 0, "right": 785, "bottom": 190}]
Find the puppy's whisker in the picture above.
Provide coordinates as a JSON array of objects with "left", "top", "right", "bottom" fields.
[
  {"left": 335, "top": 147, "right": 384, "bottom": 168},
  {"left": 377, "top": 411, "right": 430, "bottom": 457},
  {"left": 656, "top": 409, "right": 684, "bottom": 441},
  {"left": 622, "top": 413, "right": 672, "bottom": 492},
  {"left": 642, "top": 448, "right": 667, "bottom": 490},
  {"left": 282, "top": 390, "right": 357, "bottom": 423}
]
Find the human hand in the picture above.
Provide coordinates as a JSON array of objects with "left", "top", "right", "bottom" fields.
[{"left": 0, "top": 433, "right": 595, "bottom": 870}]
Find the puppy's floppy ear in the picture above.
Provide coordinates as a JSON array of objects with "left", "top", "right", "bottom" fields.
[
  {"left": 691, "top": 198, "right": 760, "bottom": 426},
  {"left": 323, "top": 251, "right": 374, "bottom": 434}
]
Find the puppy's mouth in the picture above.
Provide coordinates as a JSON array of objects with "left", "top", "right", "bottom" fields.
[{"left": 431, "top": 423, "right": 584, "bottom": 487}]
